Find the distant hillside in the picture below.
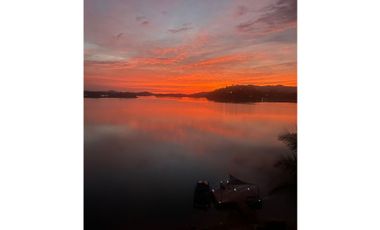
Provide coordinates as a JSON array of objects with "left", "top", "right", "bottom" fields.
[
  {"left": 205, "top": 85, "right": 297, "bottom": 103},
  {"left": 84, "top": 91, "right": 137, "bottom": 98},
  {"left": 84, "top": 85, "right": 297, "bottom": 103}
]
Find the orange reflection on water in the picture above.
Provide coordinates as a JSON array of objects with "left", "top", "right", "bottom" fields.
[{"left": 85, "top": 97, "right": 296, "bottom": 149}]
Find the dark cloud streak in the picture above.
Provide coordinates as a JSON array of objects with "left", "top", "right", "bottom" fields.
[
  {"left": 235, "top": 5, "right": 249, "bottom": 17},
  {"left": 236, "top": 0, "right": 296, "bottom": 35},
  {"left": 168, "top": 24, "right": 193, "bottom": 33},
  {"left": 135, "top": 16, "right": 146, "bottom": 21},
  {"left": 136, "top": 16, "right": 149, "bottom": 26},
  {"left": 116, "top": 33, "right": 123, "bottom": 40}
]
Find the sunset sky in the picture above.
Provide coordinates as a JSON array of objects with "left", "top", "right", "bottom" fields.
[{"left": 84, "top": 0, "right": 296, "bottom": 93}]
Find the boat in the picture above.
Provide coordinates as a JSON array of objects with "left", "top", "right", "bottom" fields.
[
  {"left": 193, "top": 175, "right": 263, "bottom": 210},
  {"left": 212, "top": 175, "right": 263, "bottom": 210}
]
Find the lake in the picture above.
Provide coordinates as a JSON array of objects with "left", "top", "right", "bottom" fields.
[{"left": 84, "top": 97, "right": 297, "bottom": 229}]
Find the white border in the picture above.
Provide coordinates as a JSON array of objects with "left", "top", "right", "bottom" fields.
[
  {"left": 299, "top": 0, "right": 380, "bottom": 229},
  {"left": 0, "top": 1, "right": 83, "bottom": 230}
]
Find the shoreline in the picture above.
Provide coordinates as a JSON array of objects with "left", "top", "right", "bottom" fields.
[{"left": 84, "top": 95, "right": 297, "bottom": 103}]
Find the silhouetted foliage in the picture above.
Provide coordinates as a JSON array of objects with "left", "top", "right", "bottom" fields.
[
  {"left": 271, "top": 132, "right": 297, "bottom": 195},
  {"left": 278, "top": 132, "right": 297, "bottom": 154},
  {"left": 275, "top": 132, "right": 297, "bottom": 175}
]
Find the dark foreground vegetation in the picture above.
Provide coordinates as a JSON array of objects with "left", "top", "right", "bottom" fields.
[
  {"left": 84, "top": 85, "right": 297, "bottom": 103},
  {"left": 271, "top": 132, "right": 297, "bottom": 195}
]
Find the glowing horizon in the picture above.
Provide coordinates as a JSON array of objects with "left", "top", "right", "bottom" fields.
[{"left": 85, "top": 0, "right": 296, "bottom": 94}]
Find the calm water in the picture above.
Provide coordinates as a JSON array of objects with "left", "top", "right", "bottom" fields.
[{"left": 84, "top": 97, "right": 296, "bottom": 229}]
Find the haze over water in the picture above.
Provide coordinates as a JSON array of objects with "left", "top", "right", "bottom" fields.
[{"left": 84, "top": 97, "right": 296, "bottom": 228}]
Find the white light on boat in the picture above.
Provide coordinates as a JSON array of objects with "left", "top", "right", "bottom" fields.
[
  {"left": 211, "top": 189, "right": 215, "bottom": 192},
  {"left": 218, "top": 201, "right": 222, "bottom": 204},
  {"left": 233, "top": 188, "right": 237, "bottom": 191},
  {"left": 247, "top": 188, "right": 250, "bottom": 191},
  {"left": 226, "top": 180, "right": 229, "bottom": 183}
]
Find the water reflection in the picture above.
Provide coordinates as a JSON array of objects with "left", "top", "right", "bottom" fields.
[{"left": 84, "top": 97, "right": 296, "bottom": 229}]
